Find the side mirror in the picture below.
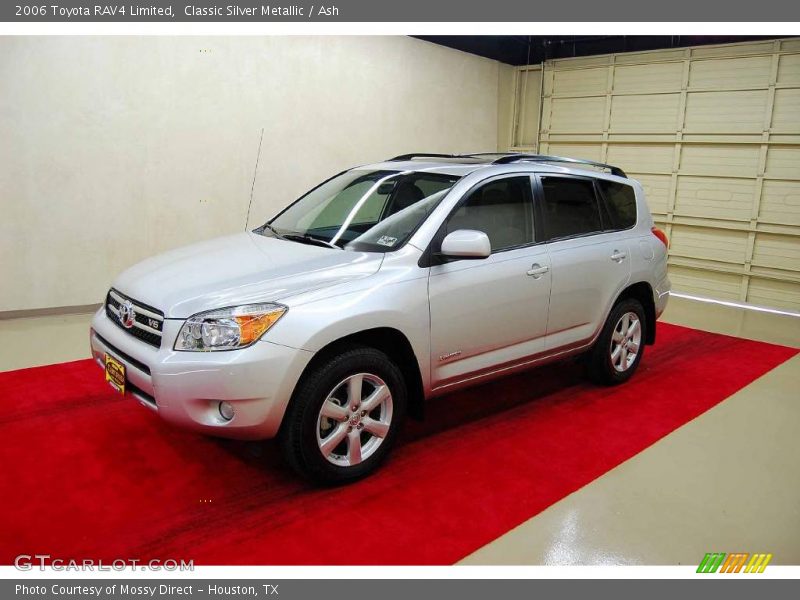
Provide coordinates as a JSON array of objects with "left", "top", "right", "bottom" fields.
[{"left": 440, "top": 229, "right": 491, "bottom": 259}]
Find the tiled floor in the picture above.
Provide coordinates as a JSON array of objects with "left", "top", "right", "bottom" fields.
[{"left": 1, "top": 296, "right": 798, "bottom": 565}]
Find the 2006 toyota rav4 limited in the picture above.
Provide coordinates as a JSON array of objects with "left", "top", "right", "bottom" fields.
[{"left": 90, "top": 152, "right": 670, "bottom": 484}]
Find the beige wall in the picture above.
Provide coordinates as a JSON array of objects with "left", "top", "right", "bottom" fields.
[
  {"left": 495, "top": 63, "right": 517, "bottom": 152},
  {"left": 0, "top": 36, "right": 503, "bottom": 312}
]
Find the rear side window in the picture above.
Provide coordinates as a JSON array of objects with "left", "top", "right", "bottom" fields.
[
  {"left": 598, "top": 180, "right": 637, "bottom": 230},
  {"left": 539, "top": 177, "right": 602, "bottom": 241}
]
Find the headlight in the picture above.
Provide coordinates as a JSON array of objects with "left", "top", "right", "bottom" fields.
[{"left": 174, "top": 303, "right": 287, "bottom": 351}]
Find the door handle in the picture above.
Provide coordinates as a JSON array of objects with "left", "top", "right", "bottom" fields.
[
  {"left": 610, "top": 250, "right": 627, "bottom": 263},
  {"left": 526, "top": 264, "right": 550, "bottom": 278}
]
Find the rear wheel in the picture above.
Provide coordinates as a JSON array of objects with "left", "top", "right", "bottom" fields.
[
  {"left": 587, "top": 298, "right": 646, "bottom": 385},
  {"left": 280, "top": 346, "right": 406, "bottom": 485}
]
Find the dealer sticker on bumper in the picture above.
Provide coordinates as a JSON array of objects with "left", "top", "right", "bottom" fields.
[{"left": 104, "top": 353, "right": 126, "bottom": 395}]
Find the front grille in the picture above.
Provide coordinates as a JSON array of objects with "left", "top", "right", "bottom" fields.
[{"left": 106, "top": 289, "right": 165, "bottom": 349}]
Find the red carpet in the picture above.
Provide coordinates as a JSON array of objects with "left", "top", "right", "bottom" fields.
[{"left": 0, "top": 323, "right": 795, "bottom": 565}]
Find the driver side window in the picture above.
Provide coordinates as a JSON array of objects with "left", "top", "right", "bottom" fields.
[{"left": 445, "top": 176, "right": 534, "bottom": 252}]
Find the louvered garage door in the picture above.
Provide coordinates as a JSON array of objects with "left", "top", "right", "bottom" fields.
[{"left": 520, "top": 39, "right": 800, "bottom": 311}]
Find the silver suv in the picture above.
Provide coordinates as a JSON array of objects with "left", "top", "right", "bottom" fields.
[{"left": 90, "top": 153, "right": 670, "bottom": 484}]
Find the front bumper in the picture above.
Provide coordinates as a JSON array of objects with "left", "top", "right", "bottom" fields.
[{"left": 89, "top": 308, "right": 313, "bottom": 440}]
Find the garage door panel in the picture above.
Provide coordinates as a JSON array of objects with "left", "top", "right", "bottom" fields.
[
  {"left": 614, "top": 50, "right": 687, "bottom": 65},
  {"left": 746, "top": 278, "right": 800, "bottom": 310},
  {"left": 777, "top": 53, "right": 800, "bottom": 85},
  {"left": 693, "top": 42, "right": 776, "bottom": 59},
  {"left": 764, "top": 146, "right": 800, "bottom": 180},
  {"left": 751, "top": 233, "right": 800, "bottom": 272},
  {"left": 689, "top": 56, "right": 773, "bottom": 89},
  {"left": 548, "top": 97, "right": 606, "bottom": 133},
  {"left": 628, "top": 173, "right": 672, "bottom": 215},
  {"left": 670, "top": 225, "right": 749, "bottom": 264},
  {"left": 610, "top": 94, "right": 680, "bottom": 133},
  {"left": 633, "top": 174, "right": 672, "bottom": 215},
  {"left": 606, "top": 144, "right": 674, "bottom": 173},
  {"left": 544, "top": 143, "right": 603, "bottom": 161},
  {"left": 552, "top": 67, "right": 607, "bottom": 96},
  {"left": 679, "top": 145, "right": 761, "bottom": 178},
  {"left": 760, "top": 180, "right": 800, "bottom": 225},
  {"left": 614, "top": 62, "right": 684, "bottom": 93},
  {"left": 667, "top": 266, "right": 742, "bottom": 300},
  {"left": 684, "top": 90, "right": 768, "bottom": 133},
  {"left": 674, "top": 176, "right": 755, "bottom": 221},
  {"left": 783, "top": 40, "right": 800, "bottom": 53},
  {"left": 772, "top": 89, "right": 800, "bottom": 131}
]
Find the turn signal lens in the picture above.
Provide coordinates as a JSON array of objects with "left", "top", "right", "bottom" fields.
[
  {"left": 235, "top": 311, "right": 285, "bottom": 346},
  {"left": 175, "top": 303, "right": 287, "bottom": 351},
  {"left": 652, "top": 226, "right": 669, "bottom": 248}
]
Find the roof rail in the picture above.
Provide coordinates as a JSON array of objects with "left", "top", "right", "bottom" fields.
[
  {"left": 492, "top": 153, "right": 627, "bottom": 178},
  {"left": 387, "top": 152, "right": 627, "bottom": 178},
  {"left": 389, "top": 152, "right": 509, "bottom": 161},
  {"left": 389, "top": 153, "right": 464, "bottom": 161}
]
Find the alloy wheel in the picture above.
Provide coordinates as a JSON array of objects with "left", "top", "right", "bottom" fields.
[
  {"left": 315, "top": 373, "right": 394, "bottom": 467},
  {"left": 610, "top": 311, "right": 641, "bottom": 372}
]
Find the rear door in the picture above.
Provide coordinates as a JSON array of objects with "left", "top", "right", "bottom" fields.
[
  {"left": 428, "top": 175, "right": 551, "bottom": 388},
  {"left": 535, "top": 174, "right": 632, "bottom": 351}
]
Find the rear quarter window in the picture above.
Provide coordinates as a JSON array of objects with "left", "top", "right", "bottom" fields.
[{"left": 598, "top": 180, "right": 637, "bottom": 230}]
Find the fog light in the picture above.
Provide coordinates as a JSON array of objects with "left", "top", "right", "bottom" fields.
[{"left": 218, "top": 401, "right": 234, "bottom": 421}]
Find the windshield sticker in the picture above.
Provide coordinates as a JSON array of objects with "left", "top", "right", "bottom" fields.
[{"left": 377, "top": 236, "right": 398, "bottom": 247}]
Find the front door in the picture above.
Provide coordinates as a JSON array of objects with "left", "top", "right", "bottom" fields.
[{"left": 428, "top": 175, "right": 552, "bottom": 388}]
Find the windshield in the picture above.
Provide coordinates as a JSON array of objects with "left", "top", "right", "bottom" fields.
[{"left": 260, "top": 169, "right": 460, "bottom": 251}]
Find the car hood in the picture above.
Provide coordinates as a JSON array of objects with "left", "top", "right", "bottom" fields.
[{"left": 112, "top": 232, "right": 383, "bottom": 318}]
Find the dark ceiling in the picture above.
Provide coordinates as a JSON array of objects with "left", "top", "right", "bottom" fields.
[{"left": 413, "top": 36, "right": 787, "bottom": 65}]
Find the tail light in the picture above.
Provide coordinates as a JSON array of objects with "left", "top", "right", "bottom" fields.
[{"left": 652, "top": 226, "right": 669, "bottom": 248}]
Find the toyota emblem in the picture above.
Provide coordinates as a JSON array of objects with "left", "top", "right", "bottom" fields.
[{"left": 119, "top": 300, "right": 136, "bottom": 329}]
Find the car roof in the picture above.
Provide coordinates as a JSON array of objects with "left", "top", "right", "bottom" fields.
[{"left": 357, "top": 153, "right": 628, "bottom": 180}]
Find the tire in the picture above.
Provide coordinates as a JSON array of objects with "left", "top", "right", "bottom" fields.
[
  {"left": 279, "top": 346, "right": 407, "bottom": 485},
  {"left": 587, "top": 298, "right": 647, "bottom": 385}
]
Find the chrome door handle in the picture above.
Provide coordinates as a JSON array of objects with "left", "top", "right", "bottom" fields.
[
  {"left": 526, "top": 264, "right": 550, "bottom": 278},
  {"left": 610, "top": 250, "right": 627, "bottom": 262}
]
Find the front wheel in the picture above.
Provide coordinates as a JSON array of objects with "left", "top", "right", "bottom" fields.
[
  {"left": 587, "top": 298, "right": 646, "bottom": 385},
  {"left": 279, "top": 346, "right": 407, "bottom": 485}
]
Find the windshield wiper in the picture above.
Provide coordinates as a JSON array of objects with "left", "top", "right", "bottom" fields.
[
  {"left": 260, "top": 223, "right": 284, "bottom": 238},
  {"left": 260, "top": 223, "right": 341, "bottom": 250},
  {"left": 281, "top": 233, "right": 341, "bottom": 250}
]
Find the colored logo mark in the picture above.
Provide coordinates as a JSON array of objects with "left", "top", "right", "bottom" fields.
[{"left": 697, "top": 552, "right": 773, "bottom": 573}]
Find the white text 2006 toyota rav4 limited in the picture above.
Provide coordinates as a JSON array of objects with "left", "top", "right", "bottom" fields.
[{"left": 91, "top": 153, "right": 670, "bottom": 484}]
